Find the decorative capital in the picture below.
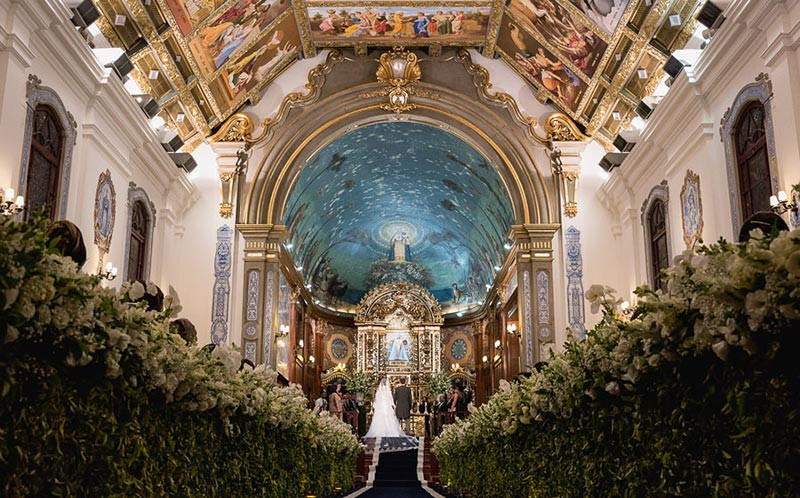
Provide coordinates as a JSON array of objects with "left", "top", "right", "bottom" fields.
[
  {"left": 545, "top": 113, "right": 588, "bottom": 143},
  {"left": 210, "top": 113, "right": 254, "bottom": 143}
]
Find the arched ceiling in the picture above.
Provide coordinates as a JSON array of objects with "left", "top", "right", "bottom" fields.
[
  {"left": 91, "top": 0, "right": 701, "bottom": 150},
  {"left": 283, "top": 121, "right": 514, "bottom": 314}
]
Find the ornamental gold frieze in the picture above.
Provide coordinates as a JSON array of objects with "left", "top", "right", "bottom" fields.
[
  {"left": 210, "top": 113, "right": 256, "bottom": 143},
  {"left": 355, "top": 282, "right": 443, "bottom": 325},
  {"left": 292, "top": 0, "right": 318, "bottom": 59}
]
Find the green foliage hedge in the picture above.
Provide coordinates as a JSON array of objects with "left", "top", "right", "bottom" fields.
[
  {"left": 0, "top": 217, "right": 360, "bottom": 496},
  {"left": 433, "top": 229, "right": 800, "bottom": 497}
]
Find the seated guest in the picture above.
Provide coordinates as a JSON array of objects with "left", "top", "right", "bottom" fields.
[
  {"left": 170, "top": 318, "right": 197, "bottom": 345},
  {"left": 46, "top": 220, "right": 86, "bottom": 268}
]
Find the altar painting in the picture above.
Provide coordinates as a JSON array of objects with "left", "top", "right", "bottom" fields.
[
  {"left": 165, "top": 0, "right": 229, "bottom": 35},
  {"left": 307, "top": 5, "right": 491, "bottom": 45},
  {"left": 561, "top": 0, "right": 631, "bottom": 36}
]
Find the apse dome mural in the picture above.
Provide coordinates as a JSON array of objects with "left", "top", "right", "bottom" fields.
[{"left": 283, "top": 121, "right": 514, "bottom": 314}]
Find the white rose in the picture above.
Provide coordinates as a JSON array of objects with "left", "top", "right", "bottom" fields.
[
  {"left": 711, "top": 341, "right": 730, "bottom": 361},
  {"left": 604, "top": 381, "right": 620, "bottom": 396}
]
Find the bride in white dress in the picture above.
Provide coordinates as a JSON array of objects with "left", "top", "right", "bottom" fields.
[{"left": 365, "top": 379, "right": 418, "bottom": 450}]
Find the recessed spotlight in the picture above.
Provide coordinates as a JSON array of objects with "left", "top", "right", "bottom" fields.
[
  {"left": 494, "top": 265, "right": 502, "bottom": 271},
  {"left": 114, "top": 14, "right": 126, "bottom": 26},
  {"left": 485, "top": 284, "right": 492, "bottom": 290},
  {"left": 148, "top": 69, "right": 159, "bottom": 80},
  {"left": 612, "top": 111, "right": 622, "bottom": 121},
  {"left": 637, "top": 69, "right": 648, "bottom": 79},
  {"left": 296, "top": 265, "right": 303, "bottom": 271},
  {"left": 285, "top": 242, "right": 293, "bottom": 250},
  {"left": 503, "top": 242, "right": 512, "bottom": 250},
  {"left": 456, "top": 312, "right": 464, "bottom": 317}
]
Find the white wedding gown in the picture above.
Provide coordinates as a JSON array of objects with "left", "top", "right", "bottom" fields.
[{"left": 365, "top": 379, "right": 407, "bottom": 438}]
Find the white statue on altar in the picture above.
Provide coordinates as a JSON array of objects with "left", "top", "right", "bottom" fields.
[{"left": 387, "top": 331, "right": 411, "bottom": 362}]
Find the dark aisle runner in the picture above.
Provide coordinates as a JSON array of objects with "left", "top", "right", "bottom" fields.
[{"left": 359, "top": 448, "right": 432, "bottom": 497}]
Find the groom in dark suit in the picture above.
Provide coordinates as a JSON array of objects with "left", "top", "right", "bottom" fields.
[{"left": 393, "top": 377, "right": 413, "bottom": 434}]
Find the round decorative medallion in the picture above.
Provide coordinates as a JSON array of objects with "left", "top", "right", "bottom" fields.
[
  {"left": 540, "top": 327, "right": 552, "bottom": 339},
  {"left": 450, "top": 338, "right": 468, "bottom": 360},
  {"left": 331, "top": 338, "right": 349, "bottom": 360}
]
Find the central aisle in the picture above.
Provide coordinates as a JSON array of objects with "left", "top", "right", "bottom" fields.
[{"left": 348, "top": 438, "right": 443, "bottom": 498}]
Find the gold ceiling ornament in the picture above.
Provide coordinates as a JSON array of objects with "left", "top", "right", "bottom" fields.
[
  {"left": 358, "top": 48, "right": 440, "bottom": 114},
  {"left": 210, "top": 113, "right": 255, "bottom": 143},
  {"left": 544, "top": 113, "right": 588, "bottom": 143}
]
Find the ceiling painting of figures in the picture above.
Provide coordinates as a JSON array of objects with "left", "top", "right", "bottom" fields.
[
  {"left": 306, "top": 4, "right": 492, "bottom": 46},
  {"left": 283, "top": 121, "right": 514, "bottom": 315}
]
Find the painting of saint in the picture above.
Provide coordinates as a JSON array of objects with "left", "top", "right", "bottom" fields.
[
  {"left": 561, "top": 0, "right": 631, "bottom": 36},
  {"left": 188, "top": 0, "right": 290, "bottom": 77},
  {"left": 389, "top": 230, "right": 412, "bottom": 262},
  {"left": 387, "top": 332, "right": 411, "bottom": 363},
  {"left": 497, "top": 19, "right": 587, "bottom": 112},
  {"left": 210, "top": 12, "right": 300, "bottom": 111},
  {"left": 507, "top": 0, "right": 608, "bottom": 78},
  {"left": 307, "top": 5, "right": 491, "bottom": 45},
  {"left": 165, "top": 0, "right": 229, "bottom": 36}
]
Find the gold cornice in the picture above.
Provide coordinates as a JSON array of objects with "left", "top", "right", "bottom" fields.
[{"left": 482, "top": 0, "right": 506, "bottom": 57}]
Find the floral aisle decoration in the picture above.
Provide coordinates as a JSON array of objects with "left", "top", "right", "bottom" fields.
[
  {"left": 433, "top": 227, "right": 800, "bottom": 497},
  {"left": 347, "top": 371, "right": 375, "bottom": 397},
  {"left": 425, "top": 371, "right": 452, "bottom": 399},
  {"left": 0, "top": 216, "right": 360, "bottom": 496}
]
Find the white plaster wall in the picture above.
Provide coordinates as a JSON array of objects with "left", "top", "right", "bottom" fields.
[
  {"left": 593, "top": 0, "right": 800, "bottom": 311},
  {"left": 0, "top": 0, "right": 199, "bottom": 317}
]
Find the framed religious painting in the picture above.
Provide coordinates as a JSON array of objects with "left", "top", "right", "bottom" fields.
[{"left": 94, "top": 169, "right": 116, "bottom": 254}]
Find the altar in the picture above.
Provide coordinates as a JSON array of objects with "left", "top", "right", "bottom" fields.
[{"left": 354, "top": 282, "right": 444, "bottom": 397}]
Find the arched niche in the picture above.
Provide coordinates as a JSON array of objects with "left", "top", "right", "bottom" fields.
[{"left": 354, "top": 282, "right": 444, "bottom": 384}]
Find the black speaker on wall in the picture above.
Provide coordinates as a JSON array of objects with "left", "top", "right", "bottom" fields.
[
  {"left": 635, "top": 100, "right": 654, "bottom": 120},
  {"left": 68, "top": 0, "right": 100, "bottom": 29},
  {"left": 169, "top": 152, "right": 197, "bottom": 174},
  {"left": 697, "top": 1, "right": 724, "bottom": 29},
  {"left": 599, "top": 153, "right": 628, "bottom": 173},
  {"left": 663, "top": 55, "right": 685, "bottom": 79}
]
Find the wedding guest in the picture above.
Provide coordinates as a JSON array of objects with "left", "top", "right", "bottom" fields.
[
  {"left": 46, "top": 220, "right": 86, "bottom": 268},
  {"left": 313, "top": 391, "right": 327, "bottom": 413},
  {"left": 419, "top": 398, "right": 433, "bottom": 437},
  {"left": 238, "top": 358, "right": 255, "bottom": 371},
  {"left": 329, "top": 383, "right": 344, "bottom": 420},
  {"left": 170, "top": 317, "right": 197, "bottom": 345}
]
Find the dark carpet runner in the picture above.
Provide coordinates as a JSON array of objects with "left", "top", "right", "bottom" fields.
[{"left": 360, "top": 448, "right": 431, "bottom": 497}]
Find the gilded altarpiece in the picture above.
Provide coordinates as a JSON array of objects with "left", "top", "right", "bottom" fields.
[{"left": 354, "top": 283, "right": 444, "bottom": 386}]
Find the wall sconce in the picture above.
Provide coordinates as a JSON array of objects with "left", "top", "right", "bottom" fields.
[
  {"left": 770, "top": 187, "right": 799, "bottom": 216},
  {"left": 308, "top": 355, "right": 315, "bottom": 364},
  {"left": 506, "top": 323, "right": 518, "bottom": 335},
  {"left": 277, "top": 324, "right": 290, "bottom": 338},
  {"left": 0, "top": 187, "right": 24, "bottom": 216},
  {"left": 482, "top": 355, "right": 488, "bottom": 363},
  {"left": 450, "top": 363, "right": 463, "bottom": 372},
  {"left": 494, "top": 339, "right": 502, "bottom": 349},
  {"left": 97, "top": 260, "right": 118, "bottom": 281},
  {"left": 333, "top": 362, "right": 347, "bottom": 372},
  {"left": 298, "top": 339, "right": 304, "bottom": 349}
]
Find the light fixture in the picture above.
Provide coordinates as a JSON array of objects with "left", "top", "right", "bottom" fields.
[
  {"left": 482, "top": 355, "right": 488, "bottom": 363},
  {"left": 494, "top": 265, "right": 502, "bottom": 271},
  {"left": 296, "top": 265, "right": 303, "bottom": 271},
  {"left": 485, "top": 284, "right": 492, "bottom": 291},
  {"left": 494, "top": 339, "right": 501, "bottom": 349},
  {"left": 277, "top": 324, "right": 290, "bottom": 338},
  {"left": 0, "top": 187, "right": 24, "bottom": 216},
  {"left": 309, "top": 355, "right": 315, "bottom": 364},
  {"left": 503, "top": 242, "right": 512, "bottom": 250},
  {"left": 359, "top": 47, "right": 439, "bottom": 114},
  {"left": 770, "top": 187, "right": 799, "bottom": 216},
  {"left": 97, "top": 260, "right": 118, "bottom": 281},
  {"left": 506, "top": 323, "right": 518, "bottom": 335},
  {"left": 450, "top": 363, "right": 463, "bottom": 372},
  {"left": 298, "top": 339, "right": 304, "bottom": 349},
  {"left": 456, "top": 311, "right": 464, "bottom": 317},
  {"left": 285, "top": 242, "right": 293, "bottom": 250}
]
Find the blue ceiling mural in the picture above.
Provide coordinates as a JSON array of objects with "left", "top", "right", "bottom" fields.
[{"left": 283, "top": 121, "right": 514, "bottom": 313}]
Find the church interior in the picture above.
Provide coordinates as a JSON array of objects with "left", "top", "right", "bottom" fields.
[{"left": 2, "top": 0, "right": 800, "bottom": 495}]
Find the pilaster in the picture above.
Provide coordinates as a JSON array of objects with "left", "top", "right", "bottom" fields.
[
  {"left": 510, "top": 223, "right": 560, "bottom": 371},
  {"left": 238, "top": 224, "right": 287, "bottom": 366}
]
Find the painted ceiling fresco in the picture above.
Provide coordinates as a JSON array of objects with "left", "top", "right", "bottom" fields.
[
  {"left": 283, "top": 122, "right": 514, "bottom": 314},
  {"left": 92, "top": 0, "right": 700, "bottom": 151}
]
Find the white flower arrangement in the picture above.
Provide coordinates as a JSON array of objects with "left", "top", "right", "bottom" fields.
[{"left": 434, "top": 227, "right": 800, "bottom": 471}]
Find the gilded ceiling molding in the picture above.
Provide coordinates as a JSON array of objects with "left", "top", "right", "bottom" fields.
[
  {"left": 291, "top": 0, "right": 317, "bottom": 59},
  {"left": 357, "top": 48, "right": 440, "bottom": 113},
  {"left": 454, "top": 49, "right": 549, "bottom": 147},
  {"left": 210, "top": 113, "right": 255, "bottom": 143},
  {"left": 482, "top": 0, "right": 506, "bottom": 58},
  {"left": 248, "top": 50, "right": 344, "bottom": 145}
]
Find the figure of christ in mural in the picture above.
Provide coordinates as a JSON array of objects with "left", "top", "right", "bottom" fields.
[{"left": 389, "top": 230, "right": 412, "bottom": 262}]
